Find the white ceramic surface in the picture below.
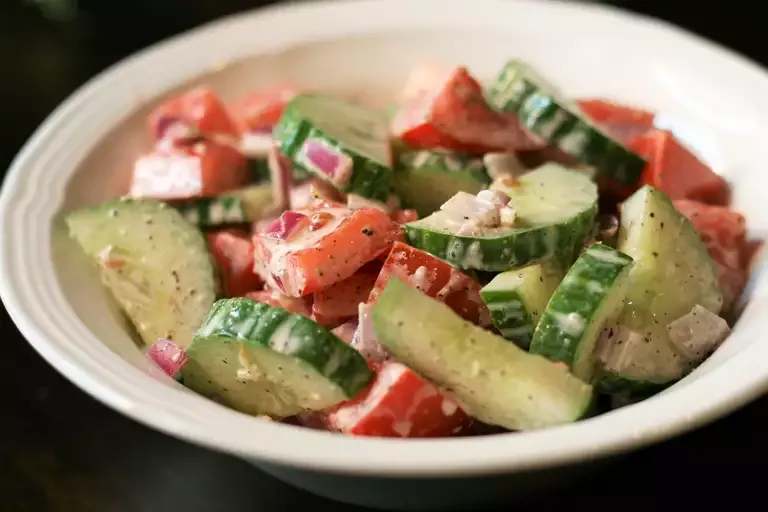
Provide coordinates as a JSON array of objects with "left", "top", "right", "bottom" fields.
[{"left": 2, "top": 0, "right": 768, "bottom": 509}]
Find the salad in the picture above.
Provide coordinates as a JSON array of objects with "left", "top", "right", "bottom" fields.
[{"left": 65, "top": 60, "right": 753, "bottom": 438}]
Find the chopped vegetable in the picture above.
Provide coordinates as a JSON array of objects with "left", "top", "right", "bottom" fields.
[
  {"left": 252, "top": 205, "right": 401, "bottom": 296},
  {"left": 673, "top": 199, "right": 748, "bottom": 312},
  {"left": 667, "top": 305, "right": 731, "bottom": 364},
  {"left": 274, "top": 93, "right": 394, "bottom": 201},
  {"left": 147, "top": 338, "right": 189, "bottom": 377},
  {"left": 372, "top": 278, "right": 594, "bottom": 430},
  {"left": 487, "top": 60, "right": 646, "bottom": 187},
  {"left": 230, "top": 83, "right": 304, "bottom": 133},
  {"left": 480, "top": 262, "right": 563, "bottom": 348},
  {"left": 148, "top": 86, "right": 239, "bottom": 141},
  {"left": 312, "top": 262, "right": 380, "bottom": 320},
  {"left": 629, "top": 129, "right": 730, "bottom": 205},
  {"left": 406, "top": 164, "right": 597, "bottom": 271},
  {"left": 351, "top": 302, "right": 392, "bottom": 364},
  {"left": 182, "top": 297, "right": 374, "bottom": 417},
  {"left": 325, "top": 361, "right": 469, "bottom": 438},
  {"left": 207, "top": 229, "right": 264, "bottom": 298},
  {"left": 392, "top": 66, "right": 543, "bottom": 154},
  {"left": 576, "top": 98, "right": 655, "bottom": 142},
  {"left": 369, "top": 241, "right": 491, "bottom": 327},
  {"left": 130, "top": 141, "right": 247, "bottom": 200},
  {"left": 66, "top": 199, "right": 216, "bottom": 348},
  {"left": 530, "top": 244, "right": 635, "bottom": 383}
]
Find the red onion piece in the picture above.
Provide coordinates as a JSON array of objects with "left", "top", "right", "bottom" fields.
[
  {"left": 301, "top": 139, "right": 353, "bottom": 183},
  {"left": 263, "top": 210, "right": 309, "bottom": 240},
  {"left": 332, "top": 320, "right": 359, "bottom": 345},
  {"left": 147, "top": 338, "right": 188, "bottom": 377}
]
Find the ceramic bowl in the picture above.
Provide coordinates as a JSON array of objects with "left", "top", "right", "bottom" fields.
[{"left": 2, "top": 1, "right": 768, "bottom": 510}]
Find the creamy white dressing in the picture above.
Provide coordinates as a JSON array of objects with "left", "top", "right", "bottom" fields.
[
  {"left": 461, "top": 241, "right": 485, "bottom": 269},
  {"left": 552, "top": 312, "right": 586, "bottom": 337},
  {"left": 130, "top": 152, "right": 203, "bottom": 199}
]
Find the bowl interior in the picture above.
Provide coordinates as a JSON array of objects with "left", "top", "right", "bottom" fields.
[{"left": 6, "top": 0, "right": 768, "bottom": 476}]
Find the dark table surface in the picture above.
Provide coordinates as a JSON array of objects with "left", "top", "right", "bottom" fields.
[{"left": 1, "top": 1, "right": 767, "bottom": 511}]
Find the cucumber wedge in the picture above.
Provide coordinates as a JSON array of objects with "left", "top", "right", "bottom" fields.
[
  {"left": 182, "top": 298, "right": 374, "bottom": 418},
  {"left": 530, "top": 244, "right": 635, "bottom": 383},
  {"left": 480, "top": 262, "right": 563, "bottom": 348},
  {"left": 372, "top": 278, "right": 594, "bottom": 431},
  {"left": 394, "top": 150, "right": 490, "bottom": 217},
  {"left": 601, "top": 185, "right": 723, "bottom": 388},
  {"left": 66, "top": 198, "right": 216, "bottom": 348},
  {"left": 274, "top": 93, "right": 393, "bottom": 201},
  {"left": 487, "top": 60, "right": 646, "bottom": 186},
  {"left": 404, "top": 163, "right": 597, "bottom": 271},
  {"left": 175, "top": 184, "right": 274, "bottom": 227}
]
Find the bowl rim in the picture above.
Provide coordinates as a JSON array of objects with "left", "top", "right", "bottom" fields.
[{"left": 2, "top": 0, "right": 768, "bottom": 477}]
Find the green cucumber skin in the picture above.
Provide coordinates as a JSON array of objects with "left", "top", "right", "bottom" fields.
[
  {"left": 480, "top": 264, "right": 563, "bottom": 348},
  {"left": 176, "top": 196, "right": 248, "bottom": 227},
  {"left": 530, "top": 244, "right": 634, "bottom": 382},
  {"left": 394, "top": 151, "right": 490, "bottom": 217},
  {"left": 487, "top": 61, "right": 646, "bottom": 186},
  {"left": 189, "top": 298, "right": 374, "bottom": 398},
  {"left": 274, "top": 96, "right": 393, "bottom": 201},
  {"left": 372, "top": 278, "right": 594, "bottom": 430},
  {"left": 404, "top": 205, "right": 596, "bottom": 272}
]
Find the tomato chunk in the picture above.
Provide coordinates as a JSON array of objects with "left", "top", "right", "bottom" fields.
[
  {"left": 313, "top": 262, "right": 381, "bottom": 320},
  {"left": 369, "top": 242, "right": 491, "bottom": 326},
  {"left": 576, "top": 98, "right": 655, "bottom": 142},
  {"left": 674, "top": 199, "right": 748, "bottom": 311},
  {"left": 629, "top": 130, "right": 729, "bottom": 205},
  {"left": 392, "top": 66, "right": 542, "bottom": 154},
  {"left": 230, "top": 83, "right": 304, "bottom": 133},
  {"left": 253, "top": 206, "right": 401, "bottom": 297},
  {"left": 130, "top": 141, "right": 246, "bottom": 199},
  {"left": 148, "top": 87, "right": 238, "bottom": 140},
  {"left": 324, "top": 361, "right": 469, "bottom": 438},
  {"left": 207, "top": 230, "right": 264, "bottom": 298},
  {"left": 244, "top": 289, "right": 313, "bottom": 317}
]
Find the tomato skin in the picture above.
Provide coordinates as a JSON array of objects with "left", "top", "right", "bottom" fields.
[
  {"left": 252, "top": 206, "right": 401, "bottom": 297},
  {"left": 674, "top": 199, "right": 748, "bottom": 311},
  {"left": 229, "top": 83, "right": 303, "bottom": 134},
  {"left": 630, "top": 130, "right": 730, "bottom": 205},
  {"left": 369, "top": 242, "right": 491, "bottom": 326},
  {"left": 324, "top": 361, "right": 469, "bottom": 438},
  {"left": 148, "top": 87, "right": 238, "bottom": 140},
  {"left": 207, "top": 230, "right": 264, "bottom": 298},
  {"left": 576, "top": 98, "right": 655, "bottom": 142},
  {"left": 392, "top": 67, "right": 542, "bottom": 154},
  {"left": 312, "top": 262, "right": 381, "bottom": 320}
]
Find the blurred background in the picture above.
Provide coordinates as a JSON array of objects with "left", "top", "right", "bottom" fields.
[{"left": 1, "top": 1, "right": 766, "bottom": 511}]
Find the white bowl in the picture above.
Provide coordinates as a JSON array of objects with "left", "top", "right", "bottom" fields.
[{"left": 3, "top": 0, "right": 768, "bottom": 509}]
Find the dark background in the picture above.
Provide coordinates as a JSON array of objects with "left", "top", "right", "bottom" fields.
[{"left": 1, "top": 1, "right": 766, "bottom": 511}]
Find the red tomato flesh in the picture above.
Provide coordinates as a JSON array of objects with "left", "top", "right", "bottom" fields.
[
  {"left": 207, "top": 230, "right": 264, "bottom": 298},
  {"left": 324, "top": 361, "right": 469, "bottom": 438},
  {"left": 368, "top": 242, "right": 491, "bottom": 327}
]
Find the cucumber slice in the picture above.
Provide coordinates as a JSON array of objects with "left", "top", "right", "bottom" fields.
[
  {"left": 274, "top": 93, "right": 393, "bottom": 201},
  {"left": 404, "top": 163, "right": 597, "bottom": 271},
  {"left": 182, "top": 298, "right": 374, "bottom": 418},
  {"left": 603, "top": 185, "right": 723, "bottom": 386},
  {"left": 372, "top": 278, "right": 593, "bottom": 430},
  {"left": 487, "top": 60, "right": 646, "bottom": 186},
  {"left": 175, "top": 184, "right": 274, "bottom": 227},
  {"left": 393, "top": 150, "right": 490, "bottom": 217},
  {"left": 480, "top": 262, "right": 563, "bottom": 348},
  {"left": 530, "top": 244, "right": 634, "bottom": 383},
  {"left": 66, "top": 198, "right": 216, "bottom": 348}
]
